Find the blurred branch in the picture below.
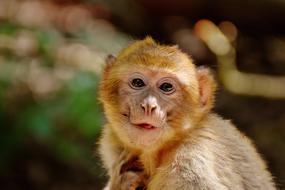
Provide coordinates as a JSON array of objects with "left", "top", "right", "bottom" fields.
[{"left": 194, "top": 19, "right": 285, "bottom": 99}]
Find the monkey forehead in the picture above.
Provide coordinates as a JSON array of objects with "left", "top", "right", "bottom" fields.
[
  {"left": 111, "top": 65, "right": 196, "bottom": 88},
  {"left": 115, "top": 55, "right": 197, "bottom": 85}
]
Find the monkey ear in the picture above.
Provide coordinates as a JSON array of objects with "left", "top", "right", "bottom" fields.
[
  {"left": 196, "top": 66, "right": 217, "bottom": 112},
  {"left": 103, "top": 54, "right": 116, "bottom": 79}
]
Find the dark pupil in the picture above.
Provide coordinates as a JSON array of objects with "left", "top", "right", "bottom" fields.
[
  {"left": 160, "top": 82, "right": 173, "bottom": 92},
  {"left": 132, "top": 78, "right": 145, "bottom": 88}
]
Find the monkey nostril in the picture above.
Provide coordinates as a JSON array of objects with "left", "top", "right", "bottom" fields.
[
  {"left": 140, "top": 103, "right": 146, "bottom": 111},
  {"left": 150, "top": 105, "right": 157, "bottom": 112},
  {"left": 140, "top": 103, "right": 157, "bottom": 115}
]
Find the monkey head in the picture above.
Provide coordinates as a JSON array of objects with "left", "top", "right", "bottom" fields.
[{"left": 99, "top": 37, "right": 216, "bottom": 151}]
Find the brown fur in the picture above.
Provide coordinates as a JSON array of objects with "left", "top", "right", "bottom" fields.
[{"left": 98, "top": 37, "right": 276, "bottom": 190}]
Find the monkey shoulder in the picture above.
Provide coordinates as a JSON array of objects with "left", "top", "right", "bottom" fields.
[
  {"left": 98, "top": 125, "right": 127, "bottom": 172},
  {"left": 159, "top": 114, "right": 275, "bottom": 189}
]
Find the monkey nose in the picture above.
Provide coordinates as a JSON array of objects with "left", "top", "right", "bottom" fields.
[{"left": 140, "top": 102, "right": 157, "bottom": 115}]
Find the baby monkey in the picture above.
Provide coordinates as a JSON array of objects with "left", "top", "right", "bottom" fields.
[{"left": 98, "top": 37, "right": 276, "bottom": 190}]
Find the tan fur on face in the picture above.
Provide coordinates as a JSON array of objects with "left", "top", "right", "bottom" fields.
[
  {"left": 99, "top": 37, "right": 276, "bottom": 190},
  {"left": 99, "top": 38, "right": 204, "bottom": 150}
]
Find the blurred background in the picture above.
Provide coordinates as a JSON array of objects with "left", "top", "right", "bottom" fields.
[{"left": 0, "top": 0, "right": 285, "bottom": 189}]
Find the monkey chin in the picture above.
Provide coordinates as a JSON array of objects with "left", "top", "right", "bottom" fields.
[{"left": 126, "top": 123, "right": 164, "bottom": 148}]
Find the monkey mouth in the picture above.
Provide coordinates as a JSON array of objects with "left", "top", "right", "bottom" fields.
[
  {"left": 122, "top": 113, "right": 156, "bottom": 129},
  {"left": 135, "top": 123, "right": 156, "bottom": 130}
]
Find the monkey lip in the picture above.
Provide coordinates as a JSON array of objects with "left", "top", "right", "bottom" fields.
[{"left": 135, "top": 123, "right": 156, "bottom": 129}]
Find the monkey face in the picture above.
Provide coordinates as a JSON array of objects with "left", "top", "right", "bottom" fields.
[
  {"left": 110, "top": 65, "right": 192, "bottom": 149},
  {"left": 119, "top": 69, "right": 175, "bottom": 145},
  {"left": 99, "top": 38, "right": 215, "bottom": 150}
]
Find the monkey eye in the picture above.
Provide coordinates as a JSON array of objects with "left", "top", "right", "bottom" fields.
[
  {"left": 160, "top": 83, "right": 174, "bottom": 93},
  {"left": 158, "top": 78, "right": 176, "bottom": 94},
  {"left": 130, "top": 78, "right": 145, "bottom": 89}
]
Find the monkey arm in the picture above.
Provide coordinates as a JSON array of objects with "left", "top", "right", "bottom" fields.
[
  {"left": 99, "top": 126, "right": 130, "bottom": 190},
  {"left": 99, "top": 126, "right": 124, "bottom": 175},
  {"left": 99, "top": 126, "right": 147, "bottom": 190}
]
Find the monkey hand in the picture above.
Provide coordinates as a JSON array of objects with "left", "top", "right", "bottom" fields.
[
  {"left": 119, "top": 157, "right": 147, "bottom": 190},
  {"left": 120, "top": 171, "right": 147, "bottom": 190}
]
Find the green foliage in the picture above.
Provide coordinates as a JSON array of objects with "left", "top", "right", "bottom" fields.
[
  {"left": 0, "top": 70, "right": 103, "bottom": 168},
  {"left": 0, "top": 1, "right": 129, "bottom": 179}
]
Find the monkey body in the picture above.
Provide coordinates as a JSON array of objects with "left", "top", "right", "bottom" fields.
[
  {"left": 98, "top": 37, "right": 275, "bottom": 190},
  {"left": 100, "top": 114, "right": 275, "bottom": 190},
  {"left": 146, "top": 114, "right": 273, "bottom": 190}
]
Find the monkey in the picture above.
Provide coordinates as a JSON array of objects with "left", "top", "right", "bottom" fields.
[{"left": 98, "top": 37, "right": 276, "bottom": 190}]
